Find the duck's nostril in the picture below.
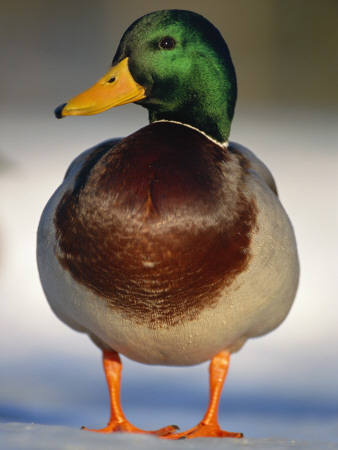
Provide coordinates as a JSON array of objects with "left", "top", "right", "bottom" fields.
[{"left": 107, "top": 77, "right": 116, "bottom": 84}]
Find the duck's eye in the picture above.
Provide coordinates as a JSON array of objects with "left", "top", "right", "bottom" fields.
[{"left": 159, "top": 36, "right": 176, "bottom": 50}]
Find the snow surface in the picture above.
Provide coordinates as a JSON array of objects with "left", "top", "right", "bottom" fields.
[
  {"left": 1, "top": 423, "right": 337, "bottom": 450},
  {"left": 0, "top": 107, "right": 337, "bottom": 448}
]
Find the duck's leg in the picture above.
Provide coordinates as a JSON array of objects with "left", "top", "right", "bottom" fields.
[
  {"left": 82, "top": 349, "right": 178, "bottom": 436},
  {"left": 163, "top": 350, "right": 243, "bottom": 439}
]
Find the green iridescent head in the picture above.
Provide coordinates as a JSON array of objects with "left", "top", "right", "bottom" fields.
[
  {"left": 114, "top": 10, "right": 237, "bottom": 142},
  {"left": 56, "top": 10, "right": 237, "bottom": 143}
]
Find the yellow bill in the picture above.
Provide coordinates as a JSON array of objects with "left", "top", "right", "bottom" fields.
[{"left": 55, "top": 58, "right": 146, "bottom": 118}]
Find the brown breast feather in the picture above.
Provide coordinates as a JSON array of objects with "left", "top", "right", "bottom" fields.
[{"left": 54, "top": 122, "right": 257, "bottom": 328}]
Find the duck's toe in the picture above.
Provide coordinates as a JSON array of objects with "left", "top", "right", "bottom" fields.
[
  {"left": 82, "top": 422, "right": 179, "bottom": 436},
  {"left": 162, "top": 422, "right": 243, "bottom": 439}
]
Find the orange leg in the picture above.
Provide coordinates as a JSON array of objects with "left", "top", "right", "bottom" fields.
[
  {"left": 163, "top": 350, "right": 243, "bottom": 439},
  {"left": 82, "top": 349, "right": 178, "bottom": 436}
]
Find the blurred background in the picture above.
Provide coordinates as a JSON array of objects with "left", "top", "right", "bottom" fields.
[{"left": 1, "top": 0, "right": 337, "bottom": 442}]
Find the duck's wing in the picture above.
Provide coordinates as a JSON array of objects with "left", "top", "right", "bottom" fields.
[
  {"left": 229, "top": 142, "right": 278, "bottom": 196},
  {"left": 63, "top": 138, "right": 122, "bottom": 181}
]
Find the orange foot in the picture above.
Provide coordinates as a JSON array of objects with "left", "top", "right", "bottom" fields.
[
  {"left": 163, "top": 421, "right": 242, "bottom": 440},
  {"left": 82, "top": 422, "right": 178, "bottom": 436},
  {"left": 163, "top": 350, "right": 243, "bottom": 440},
  {"left": 86, "top": 349, "right": 242, "bottom": 440},
  {"left": 82, "top": 350, "right": 178, "bottom": 437}
]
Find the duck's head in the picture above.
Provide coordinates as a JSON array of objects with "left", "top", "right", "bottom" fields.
[{"left": 55, "top": 10, "right": 237, "bottom": 143}]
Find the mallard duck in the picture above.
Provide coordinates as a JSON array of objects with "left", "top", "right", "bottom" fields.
[{"left": 37, "top": 9, "right": 299, "bottom": 439}]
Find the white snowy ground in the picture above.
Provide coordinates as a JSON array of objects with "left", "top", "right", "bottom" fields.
[{"left": 0, "top": 106, "right": 337, "bottom": 449}]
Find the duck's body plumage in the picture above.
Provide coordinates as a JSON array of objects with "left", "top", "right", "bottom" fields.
[
  {"left": 38, "top": 121, "right": 297, "bottom": 365},
  {"left": 37, "top": 10, "right": 299, "bottom": 438}
]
